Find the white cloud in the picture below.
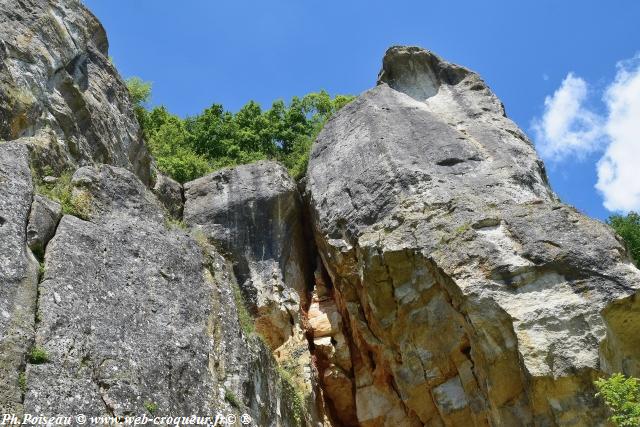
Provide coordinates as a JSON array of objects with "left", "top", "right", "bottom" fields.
[
  {"left": 596, "top": 56, "right": 640, "bottom": 212},
  {"left": 532, "top": 73, "right": 604, "bottom": 161},
  {"left": 532, "top": 55, "right": 640, "bottom": 213}
]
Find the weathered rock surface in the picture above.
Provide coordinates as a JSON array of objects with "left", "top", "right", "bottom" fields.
[
  {"left": 184, "top": 162, "right": 311, "bottom": 350},
  {"left": 3, "top": 0, "right": 640, "bottom": 424},
  {"left": 25, "top": 165, "right": 212, "bottom": 416},
  {"left": 0, "top": 0, "right": 315, "bottom": 424},
  {"left": 0, "top": 0, "right": 151, "bottom": 183},
  {"left": 308, "top": 265, "right": 357, "bottom": 426},
  {"left": 26, "top": 194, "right": 62, "bottom": 258},
  {"left": 23, "top": 164, "right": 303, "bottom": 425},
  {"left": 306, "top": 46, "right": 640, "bottom": 426},
  {"left": 0, "top": 142, "right": 38, "bottom": 416},
  {"left": 152, "top": 171, "right": 184, "bottom": 219},
  {"left": 184, "top": 161, "right": 322, "bottom": 424}
]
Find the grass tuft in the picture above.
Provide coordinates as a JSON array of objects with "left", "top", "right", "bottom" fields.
[
  {"left": 232, "top": 282, "right": 254, "bottom": 336},
  {"left": 35, "top": 171, "right": 92, "bottom": 220},
  {"left": 28, "top": 346, "right": 49, "bottom": 364},
  {"left": 18, "top": 372, "right": 27, "bottom": 394},
  {"left": 143, "top": 401, "right": 158, "bottom": 414}
]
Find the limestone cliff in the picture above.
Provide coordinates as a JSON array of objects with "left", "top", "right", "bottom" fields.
[
  {"left": 305, "top": 46, "right": 640, "bottom": 426},
  {"left": 0, "top": 1, "right": 308, "bottom": 424},
  {"left": 1, "top": 2, "right": 639, "bottom": 427}
]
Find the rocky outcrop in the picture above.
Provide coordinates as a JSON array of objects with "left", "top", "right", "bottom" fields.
[
  {"left": 184, "top": 161, "right": 310, "bottom": 350},
  {"left": 184, "top": 161, "right": 323, "bottom": 424},
  {"left": 25, "top": 164, "right": 214, "bottom": 415},
  {"left": 21, "top": 164, "right": 303, "bottom": 424},
  {"left": 26, "top": 194, "right": 62, "bottom": 258},
  {"left": 0, "top": 142, "right": 39, "bottom": 415},
  {"left": 2, "top": 0, "right": 640, "bottom": 424},
  {"left": 305, "top": 46, "right": 640, "bottom": 426},
  {"left": 153, "top": 172, "right": 184, "bottom": 219},
  {"left": 1, "top": 1, "right": 312, "bottom": 425},
  {"left": 0, "top": 0, "right": 151, "bottom": 183}
]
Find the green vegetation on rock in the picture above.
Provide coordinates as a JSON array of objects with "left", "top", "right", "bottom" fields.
[
  {"left": 231, "top": 281, "right": 254, "bottom": 336},
  {"left": 276, "top": 365, "right": 304, "bottom": 427},
  {"left": 224, "top": 388, "right": 241, "bottom": 409},
  {"left": 35, "top": 172, "right": 92, "bottom": 220},
  {"left": 126, "top": 77, "right": 354, "bottom": 183},
  {"left": 18, "top": 372, "right": 27, "bottom": 394},
  {"left": 608, "top": 212, "right": 640, "bottom": 266},
  {"left": 28, "top": 346, "right": 49, "bottom": 364},
  {"left": 595, "top": 373, "right": 640, "bottom": 426},
  {"left": 143, "top": 401, "right": 158, "bottom": 414}
]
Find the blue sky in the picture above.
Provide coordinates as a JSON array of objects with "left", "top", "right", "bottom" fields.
[{"left": 85, "top": 0, "right": 640, "bottom": 220}]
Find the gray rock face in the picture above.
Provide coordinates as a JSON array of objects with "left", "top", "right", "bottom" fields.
[
  {"left": 201, "top": 242, "right": 308, "bottom": 427},
  {"left": 0, "top": 0, "right": 151, "bottom": 183},
  {"left": 184, "top": 161, "right": 321, "bottom": 424},
  {"left": 26, "top": 195, "right": 62, "bottom": 258},
  {"left": 184, "top": 161, "right": 311, "bottom": 350},
  {"left": 306, "top": 46, "right": 640, "bottom": 426},
  {"left": 152, "top": 171, "right": 184, "bottom": 219},
  {"left": 23, "top": 165, "right": 303, "bottom": 425},
  {"left": 0, "top": 142, "right": 38, "bottom": 415},
  {"left": 0, "top": 1, "right": 312, "bottom": 423},
  {"left": 3, "top": 0, "right": 640, "bottom": 423},
  {"left": 24, "top": 165, "right": 215, "bottom": 416}
]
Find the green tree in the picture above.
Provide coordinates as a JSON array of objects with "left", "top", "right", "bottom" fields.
[
  {"left": 144, "top": 107, "right": 210, "bottom": 183},
  {"left": 595, "top": 373, "right": 640, "bottom": 426},
  {"left": 126, "top": 77, "right": 152, "bottom": 106},
  {"left": 607, "top": 212, "right": 640, "bottom": 266},
  {"left": 126, "top": 78, "right": 354, "bottom": 183},
  {"left": 126, "top": 77, "right": 152, "bottom": 130}
]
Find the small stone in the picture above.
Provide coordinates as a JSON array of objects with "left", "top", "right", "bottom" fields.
[{"left": 43, "top": 176, "right": 58, "bottom": 184}]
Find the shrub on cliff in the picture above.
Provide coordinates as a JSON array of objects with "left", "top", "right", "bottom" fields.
[
  {"left": 126, "top": 77, "right": 353, "bottom": 182},
  {"left": 595, "top": 373, "right": 640, "bottom": 426},
  {"left": 607, "top": 212, "right": 640, "bottom": 266},
  {"left": 126, "top": 77, "right": 152, "bottom": 128}
]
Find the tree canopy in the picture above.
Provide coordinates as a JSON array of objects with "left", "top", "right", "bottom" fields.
[{"left": 126, "top": 77, "right": 354, "bottom": 183}]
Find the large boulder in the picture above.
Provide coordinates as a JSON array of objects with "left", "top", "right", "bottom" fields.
[
  {"left": 26, "top": 194, "right": 63, "bottom": 258},
  {"left": 306, "top": 46, "right": 640, "bottom": 426},
  {"left": 0, "top": 0, "right": 151, "bottom": 183},
  {"left": 23, "top": 165, "right": 215, "bottom": 416}
]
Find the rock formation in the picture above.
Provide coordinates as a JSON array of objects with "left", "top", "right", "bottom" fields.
[
  {"left": 305, "top": 46, "right": 640, "bottom": 426},
  {"left": 0, "top": 0, "right": 151, "bottom": 183},
  {"left": 184, "top": 161, "right": 323, "bottom": 423},
  {"left": 1, "top": 1, "right": 639, "bottom": 426},
  {"left": 0, "top": 1, "right": 307, "bottom": 425}
]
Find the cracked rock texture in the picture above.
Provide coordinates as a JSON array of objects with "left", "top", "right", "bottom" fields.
[
  {"left": 306, "top": 46, "right": 640, "bottom": 426},
  {"left": 2, "top": 0, "right": 640, "bottom": 425},
  {"left": 0, "top": 142, "right": 38, "bottom": 415},
  {"left": 26, "top": 194, "right": 62, "bottom": 257},
  {"left": 184, "top": 161, "right": 324, "bottom": 425},
  {"left": 0, "top": 0, "right": 151, "bottom": 183},
  {"left": 22, "top": 165, "right": 303, "bottom": 425}
]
